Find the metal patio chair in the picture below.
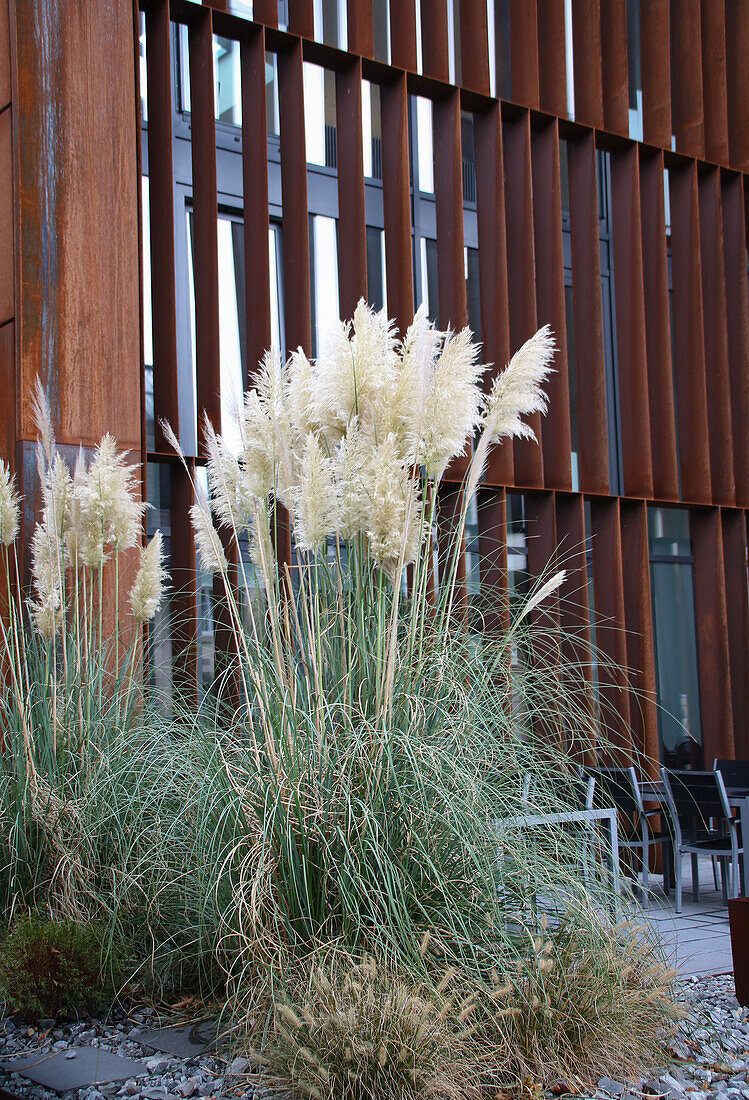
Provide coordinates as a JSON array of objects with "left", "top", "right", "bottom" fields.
[
  {"left": 587, "top": 765, "right": 671, "bottom": 907},
  {"left": 660, "top": 768, "right": 744, "bottom": 913}
]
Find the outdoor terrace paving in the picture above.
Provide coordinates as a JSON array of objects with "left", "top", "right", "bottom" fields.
[{"left": 629, "top": 862, "right": 734, "bottom": 977}]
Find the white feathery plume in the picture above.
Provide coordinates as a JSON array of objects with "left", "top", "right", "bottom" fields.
[
  {"left": 513, "top": 569, "right": 566, "bottom": 627},
  {"left": 395, "top": 305, "right": 441, "bottom": 462},
  {"left": 41, "top": 454, "right": 72, "bottom": 539},
  {"left": 190, "top": 499, "right": 228, "bottom": 575},
  {"left": 32, "top": 377, "right": 55, "bottom": 464},
  {"left": 160, "top": 418, "right": 184, "bottom": 461},
  {"left": 250, "top": 506, "right": 274, "bottom": 577},
  {"left": 314, "top": 301, "right": 398, "bottom": 432},
  {"left": 238, "top": 389, "right": 276, "bottom": 500},
  {"left": 84, "top": 435, "right": 144, "bottom": 552},
  {"left": 0, "top": 461, "right": 20, "bottom": 546},
  {"left": 129, "top": 530, "right": 168, "bottom": 623},
  {"left": 421, "top": 327, "right": 484, "bottom": 479},
  {"left": 366, "top": 433, "right": 422, "bottom": 579},
  {"left": 204, "top": 416, "right": 250, "bottom": 534},
  {"left": 483, "top": 325, "right": 556, "bottom": 445},
  {"left": 30, "top": 521, "right": 64, "bottom": 638},
  {"left": 286, "top": 349, "right": 318, "bottom": 441},
  {"left": 290, "top": 432, "right": 339, "bottom": 553},
  {"left": 256, "top": 347, "right": 293, "bottom": 501},
  {"left": 65, "top": 448, "right": 87, "bottom": 565},
  {"left": 335, "top": 421, "right": 369, "bottom": 541}
]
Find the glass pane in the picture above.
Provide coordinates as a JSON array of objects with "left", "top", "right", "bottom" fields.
[
  {"left": 564, "top": 0, "right": 575, "bottom": 119},
  {"left": 362, "top": 80, "right": 383, "bottom": 180},
  {"left": 560, "top": 139, "right": 570, "bottom": 213},
  {"left": 139, "top": 13, "right": 148, "bottom": 122},
  {"left": 648, "top": 506, "right": 691, "bottom": 558},
  {"left": 217, "top": 218, "right": 244, "bottom": 453},
  {"left": 651, "top": 560, "right": 702, "bottom": 764},
  {"left": 311, "top": 215, "right": 340, "bottom": 357},
  {"left": 314, "top": 0, "right": 347, "bottom": 49},
  {"left": 366, "top": 227, "right": 386, "bottom": 313},
  {"left": 418, "top": 237, "right": 439, "bottom": 323},
  {"left": 564, "top": 282, "right": 579, "bottom": 491},
  {"left": 142, "top": 177, "right": 155, "bottom": 451},
  {"left": 215, "top": 36, "right": 241, "bottom": 125},
  {"left": 461, "top": 113, "right": 476, "bottom": 204},
  {"left": 304, "top": 64, "right": 337, "bottom": 168},
  {"left": 372, "top": 0, "right": 390, "bottom": 63},
  {"left": 466, "top": 246, "right": 481, "bottom": 342},
  {"left": 266, "top": 52, "right": 280, "bottom": 137},
  {"left": 415, "top": 97, "right": 434, "bottom": 194},
  {"left": 448, "top": 0, "right": 461, "bottom": 84}
]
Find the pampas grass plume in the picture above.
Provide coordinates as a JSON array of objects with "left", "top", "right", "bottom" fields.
[
  {"left": 130, "top": 530, "right": 167, "bottom": 622},
  {"left": 483, "top": 325, "right": 556, "bottom": 445},
  {"left": 0, "top": 461, "right": 20, "bottom": 546}
]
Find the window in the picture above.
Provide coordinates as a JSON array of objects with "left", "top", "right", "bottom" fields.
[
  {"left": 313, "top": 0, "right": 347, "bottom": 49},
  {"left": 304, "top": 64, "right": 337, "bottom": 169},
  {"left": 564, "top": 0, "right": 575, "bottom": 119},
  {"left": 626, "top": 0, "right": 643, "bottom": 140},
  {"left": 366, "top": 227, "right": 387, "bottom": 313},
  {"left": 372, "top": 0, "right": 390, "bottom": 64},
  {"left": 415, "top": 97, "right": 434, "bottom": 194},
  {"left": 648, "top": 507, "right": 702, "bottom": 767},
  {"left": 361, "top": 80, "right": 383, "bottom": 181},
  {"left": 310, "top": 214, "right": 340, "bottom": 357}
]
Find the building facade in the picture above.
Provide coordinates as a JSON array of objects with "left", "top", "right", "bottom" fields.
[{"left": 1, "top": 0, "right": 748, "bottom": 774}]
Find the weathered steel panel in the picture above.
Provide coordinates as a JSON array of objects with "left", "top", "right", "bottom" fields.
[
  {"left": 669, "top": 162, "right": 712, "bottom": 503},
  {"left": 567, "top": 131, "right": 609, "bottom": 494},
  {"left": 389, "top": 0, "right": 416, "bottom": 72},
  {"left": 641, "top": 0, "right": 671, "bottom": 149},
  {"left": 670, "top": 0, "right": 705, "bottom": 158},
  {"left": 601, "top": 0, "right": 628, "bottom": 135},
  {"left": 0, "top": 0, "right": 9, "bottom": 110},
  {"left": 531, "top": 119, "right": 572, "bottom": 491},
  {"left": 189, "top": 8, "right": 222, "bottom": 438},
  {"left": 0, "top": 321, "right": 14, "bottom": 467},
  {"left": 0, "top": 106, "right": 12, "bottom": 326},
  {"left": 503, "top": 112, "right": 543, "bottom": 488},
  {"left": 421, "top": 0, "right": 449, "bottom": 83},
  {"left": 725, "top": 1, "right": 749, "bottom": 170},
  {"left": 508, "top": 0, "right": 539, "bottom": 109},
  {"left": 639, "top": 149, "right": 679, "bottom": 501},
  {"left": 380, "top": 72, "right": 413, "bottom": 341},
  {"left": 691, "top": 507, "right": 735, "bottom": 763},
  {"left": 474, "top": 102, "right": 513, "bottom": 486},
  {"left": 336, "top": 59, "right": 368, "bottom": 323},
  {"left": 347, "top": 0, "right": 373, "bottom": 58},
  {"left": 458, "top": 0, "right": 490, "bottom": 96},
  {"left": 700, "top": 0, "right": 729, "bottom": 166},
  {"left": 610, "top": 143, "right": 653, "bottom": 498},
  {"left": 722, "top": 174, "right": 749, "bottom": 507},
  {"left": 570, "top": 0, "right": 603, "bottom": 129},
  {"left": 590, "top": 497, "right": 632, "bottom": 763},
  {"left": 13, "top": 0, "right": 141, "bottom": 450},
  {"left": 619, "top": 499, "right": 659, "bottom": 777},
  {"left": 698, "top": 167, "right": 735, "bottom": 506},
  {"left": 241, "top": 28, "right": 272, "bottom": 379},
  {"left": 537, "top": 0, "right": 567, "bottom": 118},
  {"left": 278, "top": 38, "right": 312, "bottom": 354},
  {"left": 722, "top": 510, "right": 749, "bottom": 757}
]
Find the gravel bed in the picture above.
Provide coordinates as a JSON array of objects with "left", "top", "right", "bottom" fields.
[
  {"left": 0, "top": 1007, "right": 265, "bottom": 1100},
  {"left": 2, "top": 973, "right": 748, "bottom": 1100}
]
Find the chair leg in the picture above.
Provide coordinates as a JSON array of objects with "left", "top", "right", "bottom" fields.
[
  {"left": 712, "top": 855, "right": 720, "bottom": 891},
  {"left": 719, "top": 857, "right": 729, "bottom": 904},
  {"left": 641, "top": 833, "right": 650, "bottom": 908},
  {"left": 692, "top": 853, "right": 700, "bottom": 901},
  {"left": 663, "top": 841, "right": 673, "bottom": 893},
  {"left": 675, "top": 852, "right": 682, "bottom": 914}
]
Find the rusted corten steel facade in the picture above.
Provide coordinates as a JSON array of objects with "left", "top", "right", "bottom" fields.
[{"left": 1, "top": 0, "right": 749, "bottom": 773}]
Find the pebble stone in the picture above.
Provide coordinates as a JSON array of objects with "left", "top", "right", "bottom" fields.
[{"left": 2, "top": 973, "right": 747, "bottom": 1099}]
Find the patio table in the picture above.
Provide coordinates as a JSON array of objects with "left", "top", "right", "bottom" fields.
[
  {"left": 640, "top": 779, "right": 749, "bottom": 898},
  {"left": 496, "top": 806, "right": 621, "bottom": 914}
]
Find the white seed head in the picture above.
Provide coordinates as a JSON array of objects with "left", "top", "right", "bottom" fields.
[
  {"left": 366, "top": 433, "right": 422, "bottom": 579},
  {"left": 290, "top": 432, "right": 339, "bottom": 553},
  {"left": 32, "top": 376, "right": 55, "bottom": 463},
  {"left": 335, "top": 421, "right": 369, "bottom": 541},
  {"left": 129, "top": 530, "right": 168, "bottom": 622},
  {"left": 190, "top": 500, "right": 228, "bottom": 574},
  {"left": 421, "top": 327, "right": 484, "bottom": 479},
  {"left": 483, "top": 325, "right": 556, "bottom": 445},
  {"left": 0, "top": 461, "right": 20, "bottom": 546}
]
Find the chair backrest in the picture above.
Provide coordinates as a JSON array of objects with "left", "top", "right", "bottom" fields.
[
  {"left": 714, "top": 759, "right": 749, "bottom": 791},
  {"left": 588, "top": 766, "right": 643, "bottom": 816},
  {"left": 661, "top": 768, "right": 732, "bottom": 838}
]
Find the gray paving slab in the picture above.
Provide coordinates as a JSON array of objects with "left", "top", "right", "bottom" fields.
[
  {"left": 0, "top": 1047, "right": 148, "bottom": 1091},
  {"left": 131, "top": 1025, "right": 207, "bottom": 1058}
]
